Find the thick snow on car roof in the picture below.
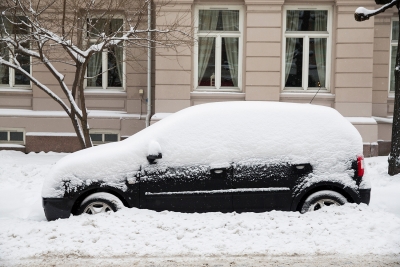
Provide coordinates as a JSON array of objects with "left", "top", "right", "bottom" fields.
[{"left": 42, "top": 102, "right": 363, "bottom": 198}]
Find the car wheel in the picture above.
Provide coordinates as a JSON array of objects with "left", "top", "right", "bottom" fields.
[
  {"left": 301, "top": 190, "right": 347, "bottom": 213},
  {"left": 78, "top": 192, "right": 123, "bottom": 215}
]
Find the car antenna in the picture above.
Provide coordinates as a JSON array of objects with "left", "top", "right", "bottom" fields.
[{"left": 310, "top": 81, "right": 321, "bottom": 104}]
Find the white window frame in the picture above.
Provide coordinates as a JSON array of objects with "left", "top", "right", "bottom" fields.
[
  {"left": 282, "top": 6, "right": 332, "bottom": 92},
  {"left": 84, "top": 16, "right": 126, "bottom": 91},
  {"left": 89, "top": 130, "right": 120, "bottom": 145},
  {"left": 0, "top": 128, "right": 25, "bottom": 144},
  {"left": 0, "top": 16, "right": 32, "bottom": 90},
  {"left": 389, "top": 17, "right": 398, "bottom": 95},
  {"left": 194, "top": 6, "right": 243, "bottom": 92}
]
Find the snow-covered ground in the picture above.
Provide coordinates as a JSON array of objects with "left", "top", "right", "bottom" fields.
[{"left": 0, "top": 151, "right": 399, "bottom": 266}]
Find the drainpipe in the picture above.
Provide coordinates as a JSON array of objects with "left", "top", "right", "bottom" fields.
[{"left": 145, "top": 0, "right": 152, "bottom": 127}]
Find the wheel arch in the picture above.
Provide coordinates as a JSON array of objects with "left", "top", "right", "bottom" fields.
[
  {"left": 70, "top": 187, "right": 129, "bottom": 215},
  {"left": 290, "top": 182, "right": 360, "bottom": 212}
]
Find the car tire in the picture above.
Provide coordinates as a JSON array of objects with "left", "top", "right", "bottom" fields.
[
  {"left": 77, "top": 192, "right": 123, "bottom": 215},
  {"left": 301, "top": 190, "right": 347, "bottom": 213}
]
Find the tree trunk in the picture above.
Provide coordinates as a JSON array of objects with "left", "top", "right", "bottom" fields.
[{"left": 388, "top": 3, "right": 400, "bottom": 175}]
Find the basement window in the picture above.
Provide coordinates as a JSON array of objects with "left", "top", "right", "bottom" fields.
[
  {"left": 0, "top": 129, "right": 25, "bottom": 144},
  {"left": 90, "top": 132, "right": 119, "bottom": 145}
]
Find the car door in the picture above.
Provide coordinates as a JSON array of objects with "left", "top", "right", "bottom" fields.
[
  {"left": 139, "top": 163, "right": 233, "bottom": 212},
  {"left": 231, "top": 159, "right": 298, "bottom": 212}
]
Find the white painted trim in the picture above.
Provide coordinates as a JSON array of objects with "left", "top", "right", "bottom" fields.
[
  {"left": 145, "top": 187, "right": 290, "bottom": 196},
  {"left": 193, "top": 5, "right": 244, "bottom": 92},
  {"left": 281, "top": 6, "right": 333, "bottom": 92},
  {"left": 84, "top": 17, "right": 126, "bottom": 91}
]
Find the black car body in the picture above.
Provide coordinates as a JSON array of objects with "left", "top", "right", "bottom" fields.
[{"left": 42, "top": 102, "right": 371, "bottom": 220}]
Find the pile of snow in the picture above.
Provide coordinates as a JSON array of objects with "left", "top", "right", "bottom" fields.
[
  {"left": 0, "top": 151, "right": 66, "bottom": 220},
  {"left": 0, "top": 151, "right": 399, "bottom": 264},
  {"left": 1, "top": 204, "right": 399, "bottom": 262},
  {"left": 42, "top": 102, "right": 363, "bottom": 198},
  {"left": 366, "top": 156, "right": 400, "bottom": 215}
]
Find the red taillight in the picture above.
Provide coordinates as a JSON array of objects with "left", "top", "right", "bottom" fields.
[{"left": 357, "top": 155, "right": 365, "bottom": 177}]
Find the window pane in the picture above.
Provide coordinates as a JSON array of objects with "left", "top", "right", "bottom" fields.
[
  {"left": 198, "top": 37, "right": 216, "bottom": 86},
  {"left": 0, "top": 43, "right": 9, "bottom": 85},
  {"left": 1, "top": 16, "right": 29, "bottom": 34},
  {"left": 285, "top": 38, "right": 303, "bottom": 87},
  {"left": 286, "top": 10, "right": 327, "bottom": 32},
  {"left": 87, "top": 52, "right": 102, "bottom": 87},
  {"left": 110, "top": 19, "right": 124, "bottom": 37},
  {"left": 105, "top": 134, "right": 118, "bottom": 142},
  {"left": 88, "top": 18, "right": 123, "bottom": 37},
  {"left": 108, "top": 46, "right": 123, "bottom": 87},
  {"left": 14, "top": 16, "right": 29, "bottom": 34},
  {"left": 392, "top": 21, "right": 399, "bottom": 41},
  {"left": 309, "top": 38, "right": 326, "bottom": 88},
  {"left": 221, "top": 38, "right": 238, "bottom": 87},
  {"left": 14, "top": 43, "right": 30, "bottom": 85},
  {"left": 199, "top": 10, "right": 239, "bottom": 31},
  {"left": 0, "top": 132, "right": 7, "bottom": 141},
  {"left": 10, "top": 132, "right": 23, "bottom": 141},
  {"left": 390, "top": 47, "right": 396, "bottom": 91},
  {"left": 87, "top": 19, "right": 106, "bottom": 37},
  {"left": 90, "top": 134, "right": 103, "bottom": 142}
]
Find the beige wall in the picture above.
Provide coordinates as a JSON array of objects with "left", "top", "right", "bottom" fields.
[
  {"left": 245, "top": 0, "right": 282, "bottom": 101},
  {"left": 0, "top": 0, "right": 397, "bottom": 152}
]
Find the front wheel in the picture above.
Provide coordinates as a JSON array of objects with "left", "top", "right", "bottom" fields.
[
  {"left": 77, "top": 192, "right": 123, "bottom": 215},
  {"left": 301, "top": 190, "right": 347, "bottom": 213}
]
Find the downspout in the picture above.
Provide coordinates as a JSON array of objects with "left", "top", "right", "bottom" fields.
[{"left": 145, "top": 0, "right": 152, "bottom": 127}]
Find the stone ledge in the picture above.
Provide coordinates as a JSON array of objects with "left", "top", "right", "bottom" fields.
[{"left": 25, "top": 134, "right": 81, "bottom": 153}]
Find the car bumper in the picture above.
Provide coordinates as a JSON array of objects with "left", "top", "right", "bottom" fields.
[
  {"left": 42, "top": 198, "right": 74, "bottom": 221},
  {"left": 359, "top": 188, "right": 371, "bottom": 205}
]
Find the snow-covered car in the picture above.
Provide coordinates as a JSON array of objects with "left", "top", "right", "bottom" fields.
[{"left": 42, "top": 102, "right": 371, "bottom": 221}]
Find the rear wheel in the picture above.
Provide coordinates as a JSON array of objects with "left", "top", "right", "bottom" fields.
[
  {"left": 78, "top": 192, "right": 123, "bottom": 215},
  {"left": 301, "top": 190, "right": 347, "bottom": 213}
]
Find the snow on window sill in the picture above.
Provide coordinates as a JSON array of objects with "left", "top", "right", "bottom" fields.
[{"left": 0, "top": 143, "right": 25, "bottom": 148}]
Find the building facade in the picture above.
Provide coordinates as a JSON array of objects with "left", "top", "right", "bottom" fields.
[{"left": 0, "top": 0, "right": 397, "bottom": 156}]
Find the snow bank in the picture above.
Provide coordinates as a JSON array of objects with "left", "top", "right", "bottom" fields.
[
  {"left": 0, "top": 205, "right": 399, "bottom": 261},
  {"left": 0, "top": 152, "right": 399, "bottom": 262},
  {"left": 0, "top": 151, "right": 66, "bottom": 220},
  {"left": 42, "top": 102, "right": 363, "bottom": 198},
  {"left": 365, "top": 156, "right": 400, "bottom": 216}
]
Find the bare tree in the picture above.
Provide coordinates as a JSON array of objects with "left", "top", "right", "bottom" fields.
[
  {"left": 355, "top": 0, "right": 400, "bottom": 175},
  {"left": 0, "top": 0, "right": 191, "bottom": 149}
]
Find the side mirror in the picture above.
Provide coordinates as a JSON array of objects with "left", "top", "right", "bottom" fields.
[{"left": 147, "top": 140, "right": 162, "bottom": 164}]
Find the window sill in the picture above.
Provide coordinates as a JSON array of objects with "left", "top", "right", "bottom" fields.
[
  {"left": 84, "top": 89, "right": 127, "bottom": 98},
  {"left": 0, "top": 88, "right": 32, "bottom": 95},
  {"left": 191, "top": 91, "right": 245, "bottom": 100},
  {"left": 280, "top": 91, "right": 335, "bottom": 100},
  {"left": 85, "top": 89, "right": 125, "bottom": 93}
]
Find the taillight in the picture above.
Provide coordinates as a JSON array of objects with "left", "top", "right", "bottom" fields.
[{"left": 357, "top": 155, "right": 364, "bottom": 177}]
